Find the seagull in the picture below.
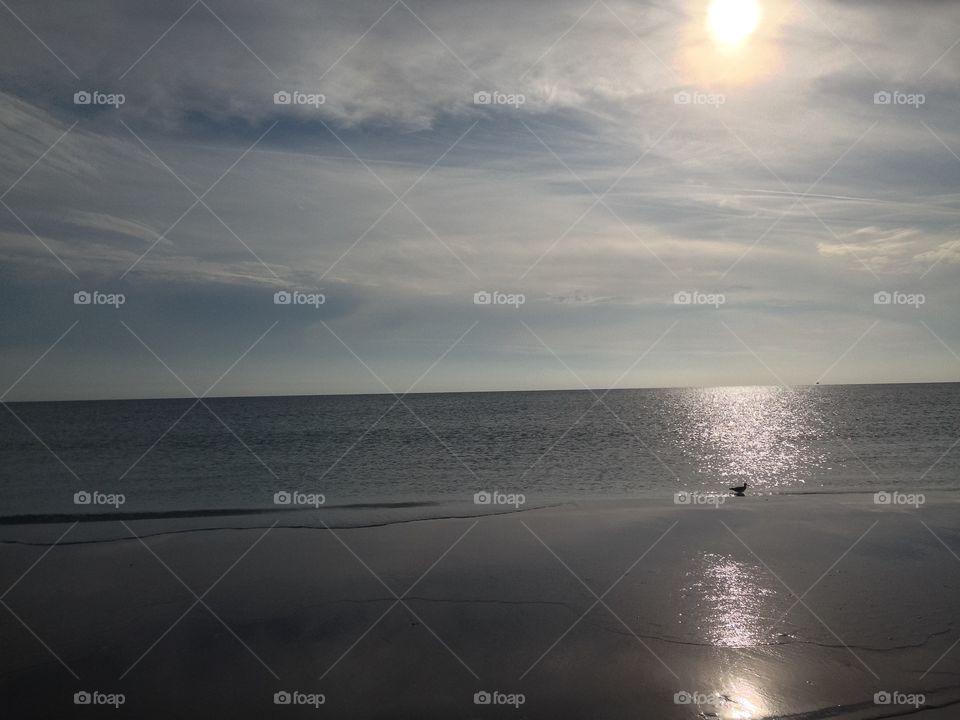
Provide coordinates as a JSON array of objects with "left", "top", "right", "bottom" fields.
[{"left": 729, "top": 482, "right": 748, "bottom": 495}]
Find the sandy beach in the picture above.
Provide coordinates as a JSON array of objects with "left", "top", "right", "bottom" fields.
[{"left": 2, "top": 493, "right": 959, "bottom": 718}]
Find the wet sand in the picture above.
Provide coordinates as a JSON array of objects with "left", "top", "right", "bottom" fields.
[{"left": 2, "top": 493, "right": 960, "bottom": 718}]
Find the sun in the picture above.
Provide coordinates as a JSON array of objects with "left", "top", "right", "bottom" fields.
[{"left": 707, "top": 0, "right": 761, "bottom": 47}]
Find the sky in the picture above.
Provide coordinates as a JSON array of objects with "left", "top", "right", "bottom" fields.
[{"left": 1, "top": 0, "right": 959, "bottom": 401}]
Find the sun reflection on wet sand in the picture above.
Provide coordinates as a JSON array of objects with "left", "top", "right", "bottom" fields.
[
  {"left": 687, "top": 552, "right": 775, "bottom": 647},
  {"left": 680, "top": 553, "right": 778, "bottom": 717}
]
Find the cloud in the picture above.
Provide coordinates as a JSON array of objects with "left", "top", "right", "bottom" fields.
[{"left": 2, "top": 0, "right": 960, "bottom": 398}]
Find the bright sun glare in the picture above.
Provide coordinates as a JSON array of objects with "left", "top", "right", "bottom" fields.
[{"left": 707, "top": 0, "right": 761, "bottom": 46}]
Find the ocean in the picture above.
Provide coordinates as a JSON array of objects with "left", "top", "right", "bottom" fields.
[{"left": 3, "top": 383, "right": 958, "bottom": 522}]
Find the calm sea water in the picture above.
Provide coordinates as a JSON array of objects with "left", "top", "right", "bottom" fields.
[{"left": 2, "top": 383, "right": 959, "bottom": 518}]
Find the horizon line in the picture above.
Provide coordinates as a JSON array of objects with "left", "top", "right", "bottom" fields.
[{"left": 5, "top": 378, "right": 959, "bottom": 404}]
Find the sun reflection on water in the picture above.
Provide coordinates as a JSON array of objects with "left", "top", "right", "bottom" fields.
[{"left": 668, "top": 386, "right": 828, "bottom": 490}]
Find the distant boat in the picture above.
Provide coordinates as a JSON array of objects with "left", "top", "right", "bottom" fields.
[{"left": 729, "top": 482, "right": 748, "bottom": 495}]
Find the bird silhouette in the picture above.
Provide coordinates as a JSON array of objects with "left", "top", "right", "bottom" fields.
[{"left": 729, "top": 481, "right": 748, "bottom": 495}]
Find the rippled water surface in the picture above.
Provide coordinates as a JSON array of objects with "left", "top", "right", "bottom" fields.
[{"left": 2, "top": 383, "right": 959, "bottom": 515}]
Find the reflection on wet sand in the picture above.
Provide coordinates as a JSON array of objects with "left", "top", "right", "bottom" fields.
[{"left": 681, "top": 552, "right": 778, "bottom": 718}]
